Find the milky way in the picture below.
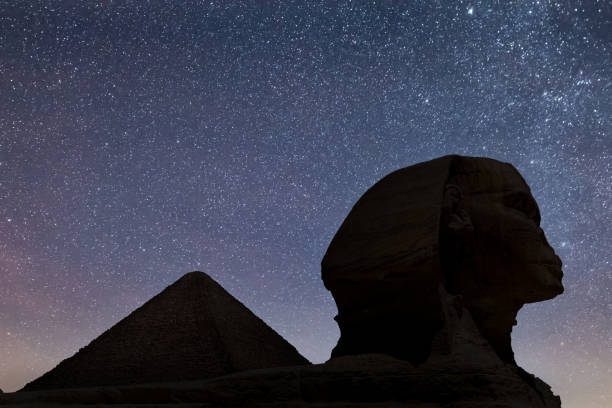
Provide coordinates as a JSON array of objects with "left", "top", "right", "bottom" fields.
[{"left": 1, "top": 1, "right": 610, "bottom": 406}]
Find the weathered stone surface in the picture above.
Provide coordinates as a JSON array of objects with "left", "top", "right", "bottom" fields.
[
  {"left": 21, "top": 271, "right": 309, "bottom": 391},
  {"left": 322, "top": 155, "right": 563, "bottom": 366}
]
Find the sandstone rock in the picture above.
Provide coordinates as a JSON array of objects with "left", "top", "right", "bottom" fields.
[{"left": 22, "top": 271, "right": 309, "bottom": 391}]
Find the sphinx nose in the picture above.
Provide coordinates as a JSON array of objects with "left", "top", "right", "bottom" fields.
[
  {"left": 537, "top": 227, "right": 550, "bottom": 245},
  {"left": 537, "top": 227, "right": 562, "bottom": 264},
  {"left": 537, "top": 227, "right": 561, "bottom": 254}
]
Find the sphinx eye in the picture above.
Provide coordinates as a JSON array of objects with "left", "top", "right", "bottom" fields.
[
  {"left": 508, "top": 195, "right": 526, "bottom": 211},
  {"left": 504, "top": 192, "right": 540, "bottom": 223}
]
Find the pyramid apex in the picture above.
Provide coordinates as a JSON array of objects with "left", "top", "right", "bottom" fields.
[
  {"left": 183, "top": 270, "right": 210, "bottom": 278},
  {"left": 176, "top": 271, "right": 213, "bottom": 282}
]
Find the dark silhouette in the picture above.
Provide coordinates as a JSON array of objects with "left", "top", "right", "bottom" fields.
[{"left": 2, "top": 156, "right": 563, "bottom": 407}]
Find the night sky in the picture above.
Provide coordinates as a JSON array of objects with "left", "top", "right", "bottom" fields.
[{"left": 1, "top": 1, "right": 610, "bottom": 406}]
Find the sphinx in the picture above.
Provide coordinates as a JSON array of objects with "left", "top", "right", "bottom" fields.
[{"left": 322, "top": 155, "right": 563, "bottom": 365}]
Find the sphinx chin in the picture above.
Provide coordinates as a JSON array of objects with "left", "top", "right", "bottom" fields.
[{"left": 530, "top": 266, "right": 564, "bottom": 300}]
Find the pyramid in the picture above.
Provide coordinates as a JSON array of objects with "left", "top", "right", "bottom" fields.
[{"left": 22, "top": 271, "right": 309, "bottom": 391}]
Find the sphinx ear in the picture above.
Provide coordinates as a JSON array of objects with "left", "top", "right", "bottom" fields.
[{"left": 443, "top": 184, "right": 473, "bottom": 237}]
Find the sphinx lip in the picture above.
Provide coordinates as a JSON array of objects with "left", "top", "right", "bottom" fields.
[
  {"left": 519, "top": 258, "right": 563, "bottom": 279},
  {"left": 540, "top": 262, "right": 564, "bottom": 280}
]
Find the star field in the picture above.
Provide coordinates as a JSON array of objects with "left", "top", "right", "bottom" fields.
[{"left": 0, "top": 1, "right": 610, "bottom": 406}]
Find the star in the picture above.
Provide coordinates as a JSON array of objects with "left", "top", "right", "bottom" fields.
[{"left": 0, "top": 3, "right": 609, "bottom": 406}]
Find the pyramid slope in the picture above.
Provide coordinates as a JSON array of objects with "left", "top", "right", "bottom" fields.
[{"left": 22, "top": 271, "right": 309, "bottom": 391}]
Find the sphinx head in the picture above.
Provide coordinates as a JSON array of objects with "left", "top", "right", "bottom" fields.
[{"left": 322, "top": 155, "right": 563, "bottom": 363}]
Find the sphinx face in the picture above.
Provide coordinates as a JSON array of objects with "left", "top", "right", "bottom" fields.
[{"left": 461, "top": 171, "right": 564, "bottom": 304}]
